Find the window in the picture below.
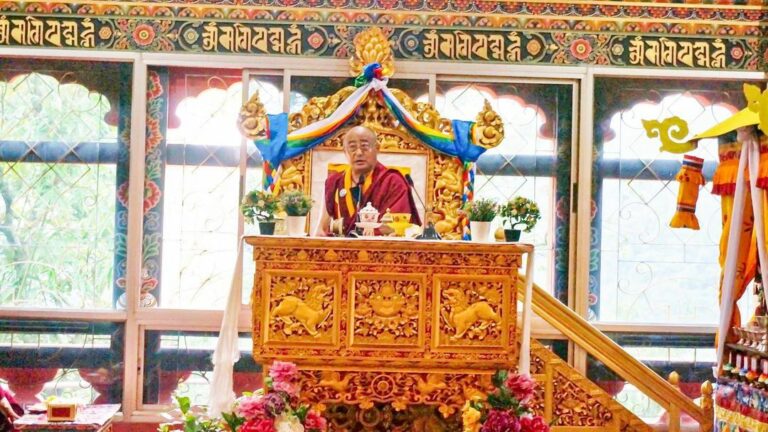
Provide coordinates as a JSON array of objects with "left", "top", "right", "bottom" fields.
[
  {"left": 0, "top": 61, "right": 128, "bottom": 310},
  {"left": 434, "top": 80, "right": 573, "bottom": 299},
  {"left": 591, "top": 78, "right": 745, "bottom": 324},
  {"left": 147, "top": 68, "right": 278, "bottom": 309}
]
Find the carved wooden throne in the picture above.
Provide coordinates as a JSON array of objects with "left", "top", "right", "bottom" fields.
[{"left": 239, "top": 27, "right": 504, "bottom": 240}]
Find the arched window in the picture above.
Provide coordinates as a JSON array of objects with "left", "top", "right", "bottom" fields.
[
  {"left": 0, "top": 70, "right": 120, "bottom": 309},
  {"left": 433, "top": 80, "right": 571, "bottom": 297}
]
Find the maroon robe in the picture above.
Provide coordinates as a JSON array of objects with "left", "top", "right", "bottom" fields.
[
  {"left": 324, "top": 162, "right": 421, "bottom": 236},
  {"left": 0, "top": 386, "right": 23, "bottom": 432}
]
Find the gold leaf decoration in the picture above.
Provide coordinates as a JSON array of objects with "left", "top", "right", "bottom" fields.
[{"left": 349, "top": 27, "right": 394, "bottom": 78}]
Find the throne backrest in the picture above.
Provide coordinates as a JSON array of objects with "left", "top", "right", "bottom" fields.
[{"left": 272, "top": 87, "right": 468, "bottom": 239}]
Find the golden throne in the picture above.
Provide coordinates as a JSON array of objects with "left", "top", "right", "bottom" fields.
[{"left": 239, "top": 27, "right": 504, "bottom": 240}]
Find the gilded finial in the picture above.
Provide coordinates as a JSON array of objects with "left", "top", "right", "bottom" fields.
[
  {"left": 667, "top": 371, "right": 680, "bottom": 388},
  {"left": 349, "top": 27, "right": 395, "bottom": 78},
  {"left": 473, "top": 100, "right": 504, "bottom": 149},
  {"left": 700, "top": 380, "right": 713, "bottom": 412},
  {"left": 239, "top": 91, "right": 268, "bottom": 140}
]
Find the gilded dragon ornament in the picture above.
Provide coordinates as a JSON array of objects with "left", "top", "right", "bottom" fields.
[{"left": 238, "top": 26, "right": 504, "bottom": 239}]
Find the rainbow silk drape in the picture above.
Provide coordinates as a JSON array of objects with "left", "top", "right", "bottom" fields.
[{"left": 253, "top": 63, "right": 489, "bottom": 202}]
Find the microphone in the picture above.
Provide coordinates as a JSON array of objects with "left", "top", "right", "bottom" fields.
[
  {"left": 404, "top": 174, "right": 427, "bottom": 218},
  {"left": 405, "top": 173, "right": 441, "bottom": 240}
]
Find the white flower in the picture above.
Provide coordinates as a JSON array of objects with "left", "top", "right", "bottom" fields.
[{"left": 275, "top": 414, "right": 305, "bottom": 432}]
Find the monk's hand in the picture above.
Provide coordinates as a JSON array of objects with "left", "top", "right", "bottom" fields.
[{"left": 0, "top": 397, "right": 19, "bottom": 421}]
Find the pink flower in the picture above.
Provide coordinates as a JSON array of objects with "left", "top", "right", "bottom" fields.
[
  {"left": 269, "top": 361, "right": 298, "bottom": 386},
  {"left": 520, "top": 415, "right": 550, "bottom": 432},
  {"left": 240, "top": 418, "right": 276, "bottom": 432},
  {"left": 505, "top": 374, "right": 537, "bottom": 404},
  {"left": 271, "top": 380, "right": 298, "bottom": 397},
  {"left": 304, "top": 411, "right": 327, "bottom": 431},
  {"left": 237, "top": 396, "right": 267, "bottom": 420}
]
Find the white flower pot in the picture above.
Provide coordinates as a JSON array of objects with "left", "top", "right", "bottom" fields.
[
  {"left": 285, "top": 215, "right": 307, "bottom": 236},
  {"left": 470, "top": 221, "right": 492, "bottom": 242}
]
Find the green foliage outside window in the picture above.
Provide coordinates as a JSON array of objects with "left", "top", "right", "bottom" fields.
[{"left": 0, "top": 72, "right": 118, "bottom": 309}]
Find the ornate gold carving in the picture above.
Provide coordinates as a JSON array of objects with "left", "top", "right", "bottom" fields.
[
  {"left": 432, "top": 154, "right": 465, "bottom": 240},
  {"left": 436, "top": 278, "right": 507, "bottom": 346},
  {"left": 299, "top": 369, "right": 494, "bottom": 414},
  {"left": 351, "top": 276, "right": 423, "bottom": 346},
  {"left": 266, "top": 273, "right": 337, "bottom": 342},
  {"left": 530, "top": 340, "right": 653, "bottom": 432},
  {"left": 349, "top": 27, "right": 394, "bottom": 78},
  {"left": 238, "top": 91, "right": 268, "bottom": 140},
  {"left": 473, "top": 100, "right": 504, "bottom": 149},
  {"left": 323, "top": 403, "right": 462, "bottom": 432},
  {"left": 552, "top": 371, "right": 613, "bottom": 426}
]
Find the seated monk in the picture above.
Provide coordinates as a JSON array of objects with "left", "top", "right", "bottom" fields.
[
  {"left": 317, "top": 125, "right": 421, "bottom": 236},
  {"left": 0, "top": 386, "right": 23, "bottom": 432}
]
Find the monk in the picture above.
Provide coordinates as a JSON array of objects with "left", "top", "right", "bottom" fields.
[
  {"left": 317, "top": 126, "right": 421, "bottom": 236},
  {"left": 0, "top": 386, "right": 22, "bottom": 432}
]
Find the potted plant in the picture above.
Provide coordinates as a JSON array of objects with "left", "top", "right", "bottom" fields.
[
  {"left": 464, "top": 198, "right": 498, "bottom": 242},
  {"left": 500, "top": 196, "right": 541, "bottom": 242},
  {"left": 240, "top": 189, "right": 280, "bottom": 235},
  {"left": 280, "top": 190, "right": 313, "bottom": 236}
]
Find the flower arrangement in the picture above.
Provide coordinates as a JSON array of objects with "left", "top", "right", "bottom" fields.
[
  {"left": 463, "top": 198, "right": 498, "bottom": 222},
  {"left": 158, "top": 361, "right": 327, "bottom": 432},
  {"left": 241, "top": 189, "right": 281, "bottom": 223},
  {"left": 462, "top": 370, "right": 549, "bottom": 432},
  {"left": 280, "top": 191, "right": 313, "bottom": 217},
  {"left": 499, "top": 197, "right": 541, "bottom": 233}
]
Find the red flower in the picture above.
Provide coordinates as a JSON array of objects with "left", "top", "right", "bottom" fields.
[
  {"left": 144, "top": 180, "right": 162, "bottom": 214},
  {"left": 240, "top": 418, "right": 275, "bottom": 432},
  {"left": 520, "top": 415, "right": 550, "bottom": 432},
  {"left": 145, "top": 116, "right": 162, "bottom": 154},
  {"left": 117, "top": 182, "right": 129, "bottom": 208},
  {"left": 305, "top": 411, "right": 328, "bottom": 431},
  {"left": 132, "top": 24, "right": 156, "bottom": 47},
  {"left": 307, "top": 32, "right": 324, "bottom": 50},
  {"left": 147, "top": 71, "right": 163, "bottom": 100},
  {"left": 505, "top": 374, "right": 537, "bottom": 404},
  {"left": 569, "top": 38, "right": 592, "bottom": 61},
  {"left": 480, "top": 409, "right": 520, "bottom": 432}
]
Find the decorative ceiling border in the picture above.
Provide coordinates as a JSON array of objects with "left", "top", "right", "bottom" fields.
[{"left": 0, "top": 1, "right": 766, "bottom": 70}]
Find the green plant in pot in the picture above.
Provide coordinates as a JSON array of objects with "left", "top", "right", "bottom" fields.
[
  {"left": 500, "top": 196, "right": 541, "bottom": 242},
  {"left": 241, "top": 189, "right": 280, "bottom": 235},
  {"left": 280, "top": 190, "right": 313, "bottom": 236},
  {"left": 463, "top": 198, "right": 498, "bottom": 242}
]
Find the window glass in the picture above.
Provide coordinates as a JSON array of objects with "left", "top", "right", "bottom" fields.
[
  {"left": 0, "top": 62, "right": 125, "bottom": 309},
  {"left": 592, "top": 78, "right": 748, "bottom": 323},
  {"left": 157, "top": 69, "right": 279, "bottom": 309},
  {"left": 435, "top": 81, "right": 571, "bottom": 295}
]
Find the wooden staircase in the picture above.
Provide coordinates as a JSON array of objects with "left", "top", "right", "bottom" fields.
[{"left": 520, "top": 279, "right": 713, "bottom": 432}]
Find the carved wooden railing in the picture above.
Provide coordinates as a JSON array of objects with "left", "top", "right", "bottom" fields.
[{"left": 518, "top": 279, "right": 714, "bottom": 432}]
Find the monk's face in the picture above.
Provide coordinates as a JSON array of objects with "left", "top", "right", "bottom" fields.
[{"left": 343, "top": 127, "right": 378, "bottom": 178}]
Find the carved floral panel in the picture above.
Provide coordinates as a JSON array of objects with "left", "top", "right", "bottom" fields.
[{"left": 349, "top": 273, "right": 426, "bottom": 348}]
